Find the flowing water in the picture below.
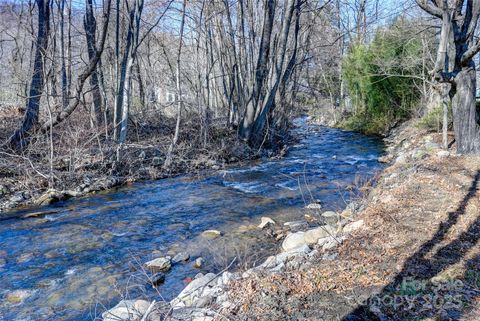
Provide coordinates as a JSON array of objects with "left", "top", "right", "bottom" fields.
[{"left": 0, "top": 118, "right": 384, "bottom": 321}]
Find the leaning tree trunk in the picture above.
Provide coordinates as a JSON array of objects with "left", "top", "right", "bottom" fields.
[
  {"left": 451, "top": 65, "right": 480, "bottom": 154},
  {"left": 6, "top": 0, "right": 50, "bottom": 150},
  {"left": 85, "top": 0, "right": 104, "bottom": 126}
]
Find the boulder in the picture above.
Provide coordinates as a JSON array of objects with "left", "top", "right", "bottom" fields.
[
  {"left": 284, "top": 220, "right": 309, "bottom": 232},
  {"left": 258, "top": 217, "right": 275, "bottom": 229},
  {"left": 102, "top": 299, "right": 150, "bottom": 321},
  {"left": 305, "top": 202, "right": 321, "bottom": 209},
  {"left": 171, "top": 273, "right": 217, "bottom": 308},
  {"left": 317, "top": 235, "right": 336, "bottom": 247},
  {"left": 340, "top": 208, "right": 353, "bottom": 218},
  {"left": 201, "top": 230, "right": 222, "bottom": 240},
  {"left": 304, "top": 225, "right": 336, "bottom": 245},
  {"left": 35, "top": 190, "right": 64, "bottom": 206},
  {"left": 219, "top": 271, "right": 240, "bottom": 286},
  {"left": 343, "top": 219, "right": 364, "bottom": 234},
  {"left": 281, "top": 232, "right": 306, "bottom": 252},
  {"left": 322, "top": 239, "right": 338, "bottom": 251},
  {"left": 145, "top": 257, "right": 171, "bottom": 273},
  {"left": 193, "top": 257, "right": 204, "bottom": 268},
  {"left": 321, "top": 211, "right": 338, "bottom": 225},
  {"left": 172, "top": 252, "right": 190, "bottom": 263}
]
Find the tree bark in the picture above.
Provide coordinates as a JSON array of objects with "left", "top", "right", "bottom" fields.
[
  {"left": 6, "top": 0, "right": 50, "bottom": 150},
  {"left": 452, "top": 66, "right": 480, "bottom": 153},
  {"left": 239, "top": 0, "right": 276, "bottom": 141},
  {"left": 85, "top": 0, "right": 104, "bottom": 126},
  {"left": 416, "top": 0, "right": 480, "bottom": 154},
  {"left": 164, "top": 0, "right": 186, "bottom": 169}
]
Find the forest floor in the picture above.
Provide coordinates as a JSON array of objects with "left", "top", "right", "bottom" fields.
[
  {"left": 0, "top": 107, "right": 286, "bottom": 214},
  {"left": 217, "top": 121, "right": 480, "bottom": 320}
]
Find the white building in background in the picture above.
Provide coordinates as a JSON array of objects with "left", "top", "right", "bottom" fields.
[{"left": 154, "top": 87, "right": 177, "bottom": 105}]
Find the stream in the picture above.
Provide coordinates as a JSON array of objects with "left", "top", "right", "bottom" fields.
[{"left": 0, "top": 118, "right": 384, "bottom": 321}]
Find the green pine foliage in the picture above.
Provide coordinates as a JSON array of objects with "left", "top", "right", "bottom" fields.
[{"left": 341, "top": 18, "right": 431, "bottom": 135}]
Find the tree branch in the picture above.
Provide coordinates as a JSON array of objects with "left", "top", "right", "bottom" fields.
[
  {"left": 40, "top": 0, "right": 112, "bottom": 130},
  {"left": 416, "top": 0, "right": 442, "bottom": 18}
]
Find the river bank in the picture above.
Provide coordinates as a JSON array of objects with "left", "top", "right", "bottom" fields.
[
  {"left": 0, "top": 117, "right": 288, "bottom": 214},
  {"left": 0, "top": 119, "right": 385, "bottom": 321},
  {"left": 103, "top": 120, "right": 480, "bottom": 320}
]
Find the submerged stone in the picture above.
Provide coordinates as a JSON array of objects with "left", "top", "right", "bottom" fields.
[
  {"left": 201, "top": 229, "right": 222, "bottom": 239},
  {"left": 5, "top": 289, "right": 32, "bottom": 304}
]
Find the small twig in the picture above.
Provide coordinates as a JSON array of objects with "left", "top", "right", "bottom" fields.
[
  {"left": 140, "top": 300, "right": 156, "bottom": 321},
  {"left": 0, "top": 151, "right": 49, "bottom": 179}
]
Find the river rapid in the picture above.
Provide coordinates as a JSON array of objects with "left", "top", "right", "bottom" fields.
[{"left": 0, "top": 118, "right": 384, "bottom": 320}]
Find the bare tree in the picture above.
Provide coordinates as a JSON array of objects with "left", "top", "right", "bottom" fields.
[
  {"left": 416, "top": 0, "right": 480, "bottom": 154},
  {"left": 6, "top": 0, "right": 50, "bottom": 150},
  {"left": 164, "top": 0, "right": 187, "bottom": 169},
  {"left": 85, "top": 0, "right": 104, "bottom": 125}
]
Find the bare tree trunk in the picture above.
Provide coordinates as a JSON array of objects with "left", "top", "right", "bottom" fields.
[
  {"left": 239, "top": 0, "right": 275, "bottom": 141},
  {"left": 41, "top": 0, "right": 112, "bottom": 130},
  {"left": 417, "top": 0, "right": 480, "bottom": 154},
  {"left": 164, "top": 0, "right": 186, "bottom": 169},
  {"left": 452, "top": 66, "right": 480, "bottom": 153},
  {"left": 59, "top": 0, "right": 69, "bottom": 109},
  {"left": 7, "top": 0, "right": 50, "bottom": 150},
  {"left": 85, "top": 0, "right": 104, "bottom": 125}
]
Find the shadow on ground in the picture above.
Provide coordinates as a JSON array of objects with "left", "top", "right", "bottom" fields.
[{"left": 344, "top": 170, "right": 480, "bottom": 321}]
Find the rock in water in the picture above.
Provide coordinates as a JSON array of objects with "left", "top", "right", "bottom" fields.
[
  {"left": 281, "top": 232, "right": 307, "bottom": 252},
  {"left": 5, "top": 289, "right": 32, "bottom": 304},
  {"left": 201, "top": 230, "right": 222, "bottom": 239},
  {"left": 145, "top": 257, "right": 171, "bottom": 272},
  {"left": 304, "top": 225, "right": 336, "bottom": 245},
  {"left": 258, "top": 217, "right": 275, "bottom": 229},
  {"left": 193, "top": 257, "right": 204, "bottom": 268},
  {"left": 172, "top": 252, "right": 190, "bottom": 263},
  {"left": 305, "top": 202, "right": 321, "bottom": 209}
]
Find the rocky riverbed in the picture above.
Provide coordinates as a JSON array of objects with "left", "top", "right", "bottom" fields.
[
  {"left": 0, "top": 120, "right": 385, "bottom": 321},
  {"left": 102, "top": 200, "right": 367, "bottom": 321},
  {"left": 102, "top": 120, "right": 480, "bottom": 321}
]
